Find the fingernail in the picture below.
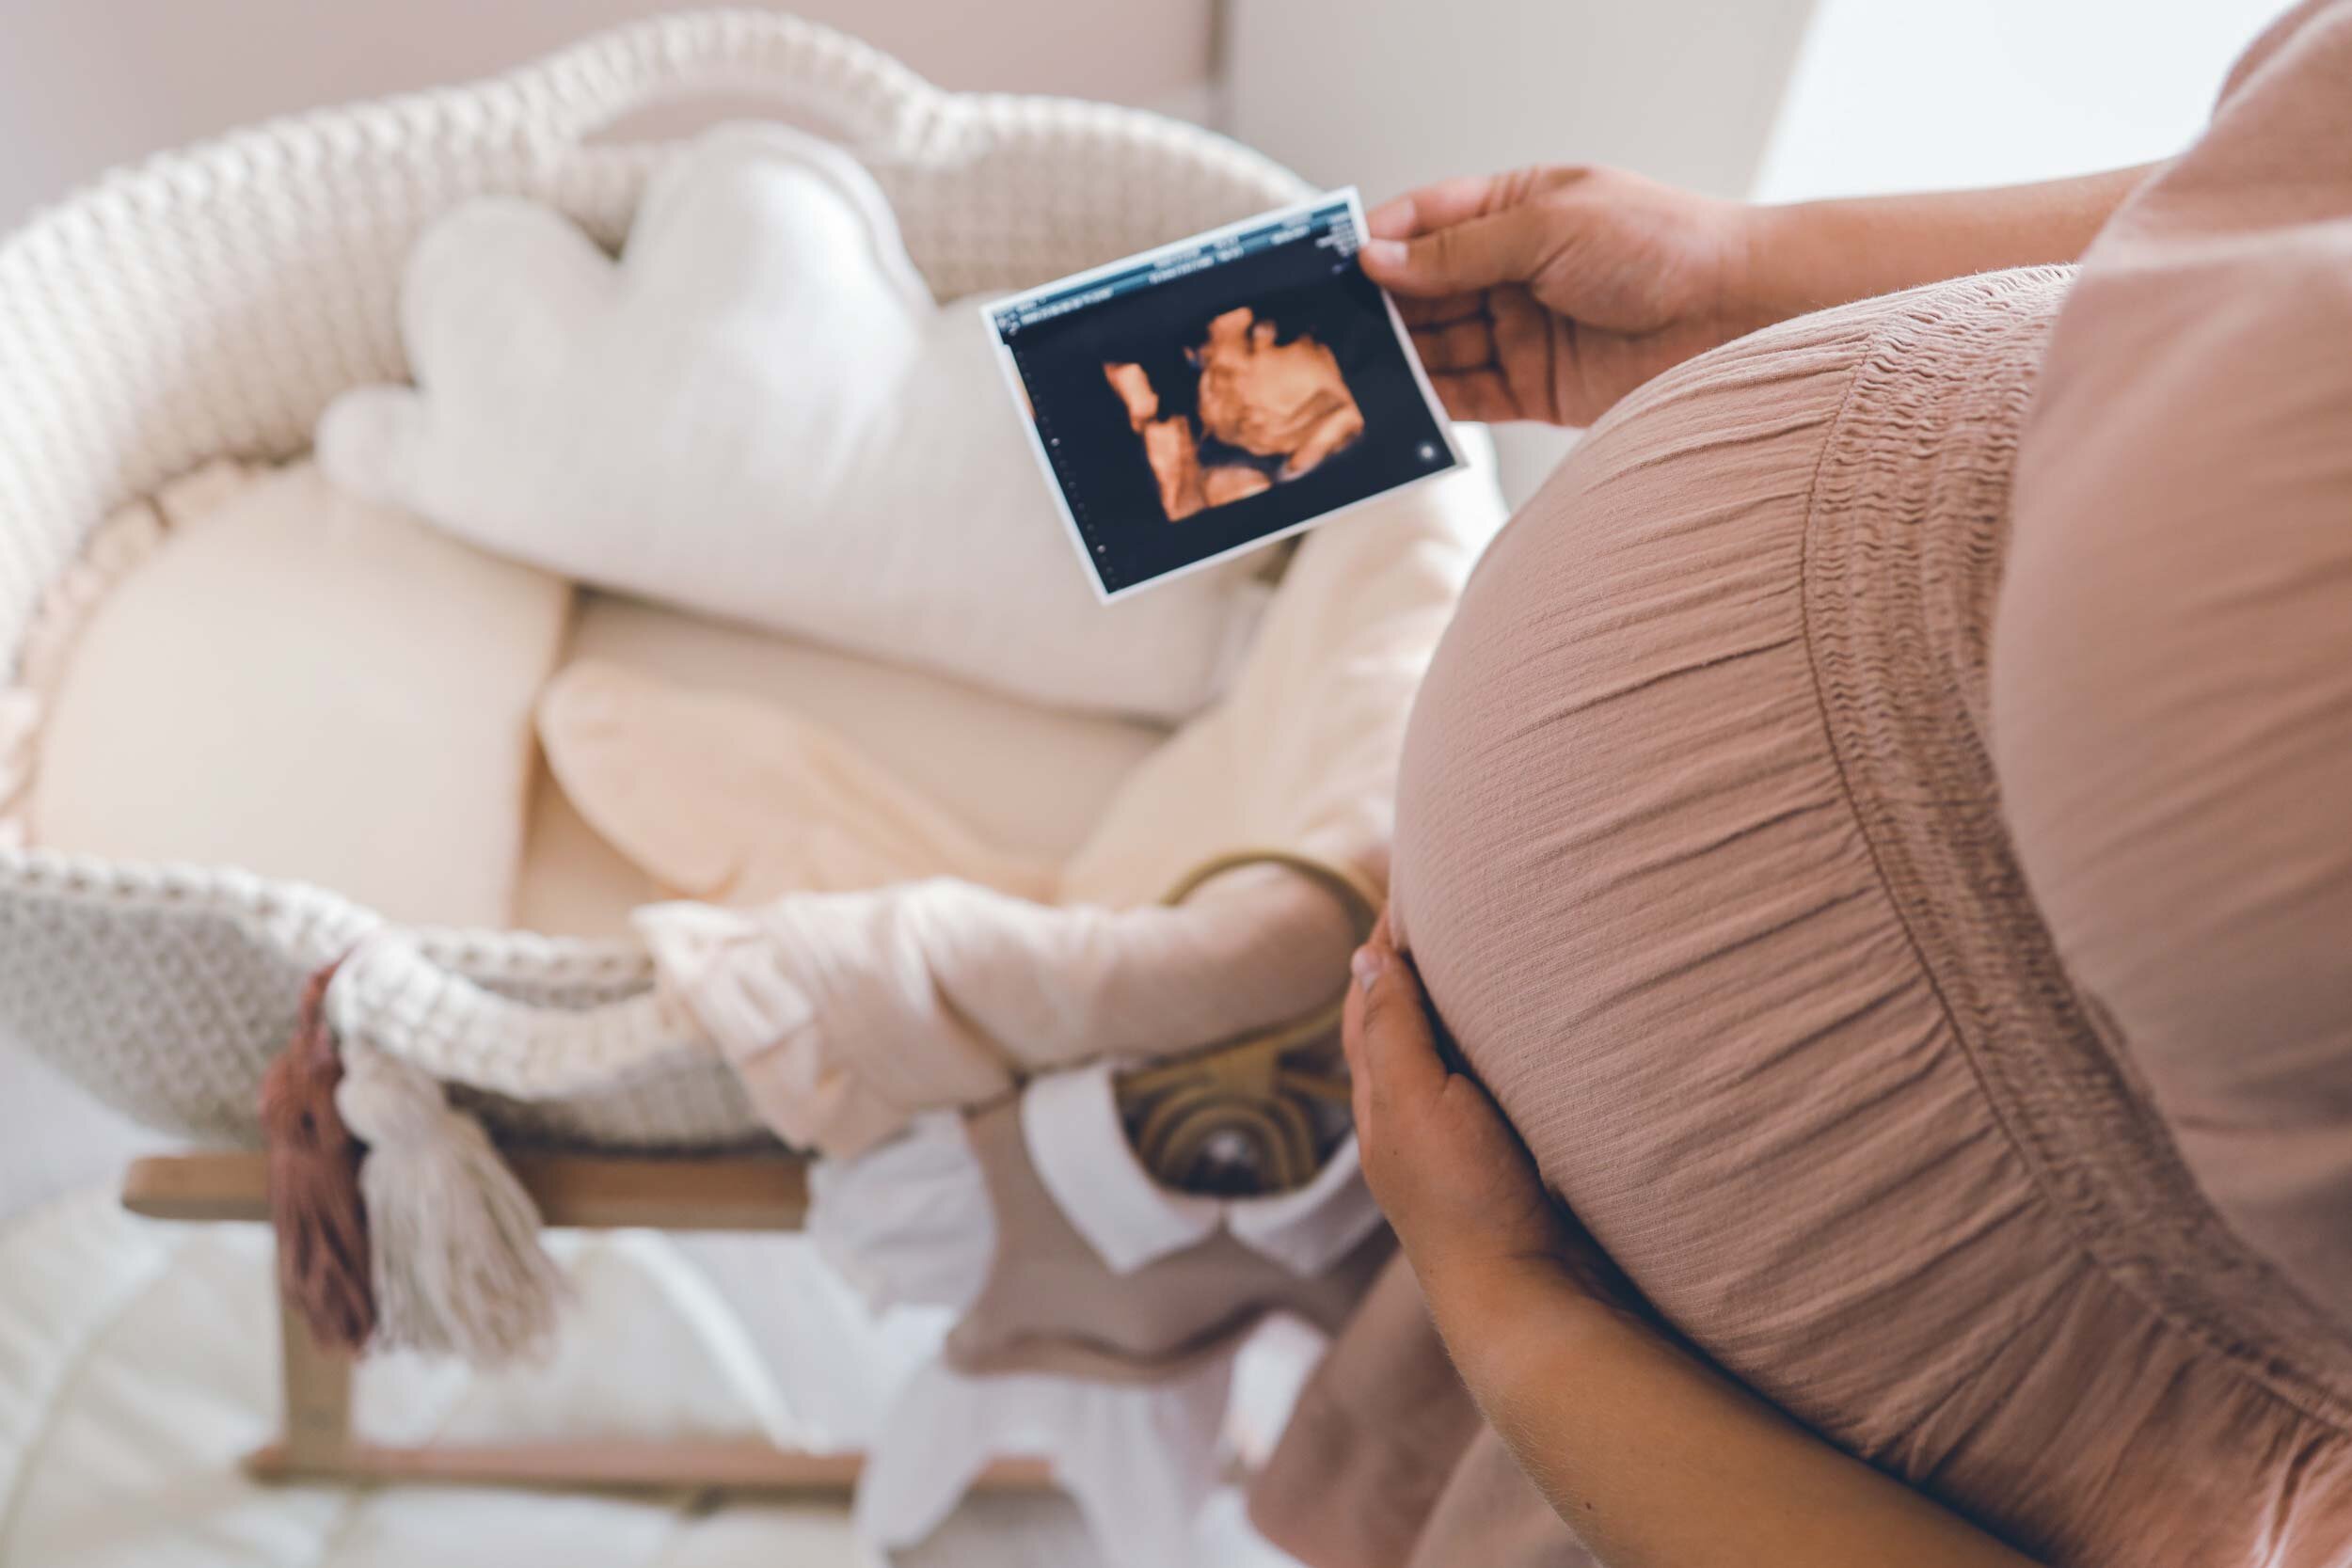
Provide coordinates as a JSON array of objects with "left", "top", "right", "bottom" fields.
[
  {"left": 1351, "top": 945, "right": 1385, "bottom": 992},
  {"left": 1361, "top": 238, "right": 1406, "bottom": 273},
  {"left": 1364, "top": 197, "right": 1412, "bottom": 239}
]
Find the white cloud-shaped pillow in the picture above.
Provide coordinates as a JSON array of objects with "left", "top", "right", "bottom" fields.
[{"left": 317, "top": 124, "right": 1268, "bottom": 721}]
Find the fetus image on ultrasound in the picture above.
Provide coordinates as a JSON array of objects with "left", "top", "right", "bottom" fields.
[
  {"left": 991, "top": 190, "right": 1459, "bottom": 598},
  {"left": 1103, "top": 307, "right": 1366, "bottom": 522}
]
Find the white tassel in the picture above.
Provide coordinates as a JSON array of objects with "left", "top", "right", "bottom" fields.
[{"left": 334, "top": 1041, "right": 566, "bottom": 1365}]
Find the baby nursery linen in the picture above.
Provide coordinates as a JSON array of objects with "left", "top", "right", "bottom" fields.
[
  {"left": 517, "top": 593, "right": 1168, "bottom": 940},
  {"left": 807, "top": 1073, "right": 1389, "bottom": 1568},
  {"left": 558, "top": 592, "right": 1165, "bottom": 861},
  {"left": 629, "top": 448, "right": 1502, "bottom": 1156},
  {"left": 541, "top": 660, "right": 1060, "bottom": 907}
]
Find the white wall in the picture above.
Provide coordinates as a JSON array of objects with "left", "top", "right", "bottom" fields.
[
  {"left": 1226, "top": 0, "right": 1817, "bottom": 200},
  {"left": 1754, "top": 0, "right": 2283, "bottom": 199}
]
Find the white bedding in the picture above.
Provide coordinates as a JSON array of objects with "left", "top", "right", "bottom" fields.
[{"left": 0, "top": 1187, "right": 1304, "bottom": 1568}]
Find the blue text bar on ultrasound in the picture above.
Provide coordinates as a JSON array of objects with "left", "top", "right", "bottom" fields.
[{"left": 992, "top": 198, "right": 1360, "bottom": 338}]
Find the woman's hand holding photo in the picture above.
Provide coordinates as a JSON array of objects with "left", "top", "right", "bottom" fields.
[
  {"left": 1362, "top": 162, "right": 2153, "bottom": 428},
  {"left": 1360, "top": 167, "right": 1757, "bottom": 427}
]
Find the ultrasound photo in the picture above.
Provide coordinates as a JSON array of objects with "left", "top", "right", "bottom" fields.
[{"left": 988, "top": 190, "right": 1463, "bottom": 601}]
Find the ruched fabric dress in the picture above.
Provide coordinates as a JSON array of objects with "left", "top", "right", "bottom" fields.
[{"left": 1249, "top": 6, "right": 2352, "bottom": 1564}]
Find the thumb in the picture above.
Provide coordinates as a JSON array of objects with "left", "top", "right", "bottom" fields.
[
  {"left": 1347, "top": 942, "right": 1449, "bottom": 1115},
  {"left": 1362, "top": 208, "right": 1555, "bottom": 297}
]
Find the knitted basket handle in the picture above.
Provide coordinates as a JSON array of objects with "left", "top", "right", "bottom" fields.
[
  {"left": 324, "top": 933, "right": 704, "bottom": 1103},
  {"left": 518, "top": 9, "right": 946, "bottom": 156},
  {"left": 324, "top": 848, "right": 1384, "bottom": 1117}
]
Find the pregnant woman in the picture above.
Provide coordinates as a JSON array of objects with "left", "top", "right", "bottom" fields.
[{"left": 1259, "top": 5, "right": 2352, "bottom": 1564}]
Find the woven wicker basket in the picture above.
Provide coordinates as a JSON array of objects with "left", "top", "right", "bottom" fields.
[{"left": 0, "top": 10, "right": 1312, "bottom": 1152}]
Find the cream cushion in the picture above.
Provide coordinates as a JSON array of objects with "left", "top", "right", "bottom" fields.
[
  {"left": 513, "top": 592, "right": 1169, "bottom": 939},
  {"left": 31, "top": 460, "right": 570, "bottom": 928}
]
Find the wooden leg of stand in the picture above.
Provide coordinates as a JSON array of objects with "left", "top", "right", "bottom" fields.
[
  {"left": 246, "top": 1290, "right": 355, "bottom": 1481},
  {"left": 171, "top": 1152, "right": 1056, "bottom": 1497},
  {"left": 246, "top": 1437, "right": 1055, "bottom": 1495}
]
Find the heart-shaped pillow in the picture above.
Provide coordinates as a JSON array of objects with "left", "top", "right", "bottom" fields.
[{"left": 317, "top": 124, "right": 1269, "bottom": 721}]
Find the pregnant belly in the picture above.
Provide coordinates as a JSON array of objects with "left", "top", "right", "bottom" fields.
[
  {"left": 1392, "top": 296, "right": 1989, "bottom": 1392},
  {"left": 1388, "top": 271, "right": 2352, "bottom": 1568}
]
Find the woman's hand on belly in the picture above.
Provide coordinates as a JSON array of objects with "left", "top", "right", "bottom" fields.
[
  {"left": 1346, "top": 914, "right": 2046, "bottom": 1568},
  {"left": 1343, "top": 914, "right": 1635, "bottom": 1323}
]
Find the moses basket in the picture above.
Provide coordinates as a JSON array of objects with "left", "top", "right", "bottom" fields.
[{"left": 0, "top": 12, "right": 1405, "bottom": 1163}]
